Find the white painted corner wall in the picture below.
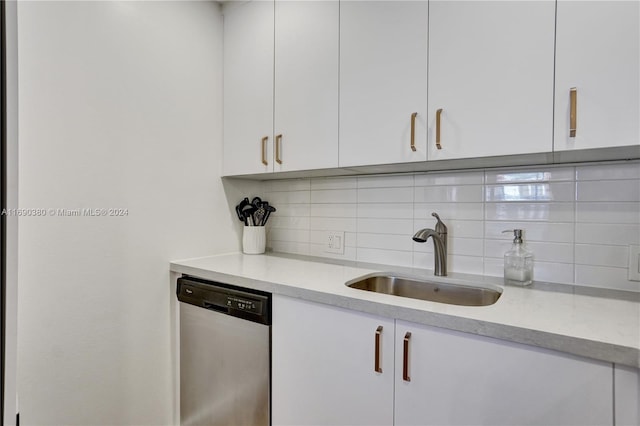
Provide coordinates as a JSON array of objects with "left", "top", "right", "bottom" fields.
[{"left": 16, "top": 2, "right": 256, "bottom": 424}]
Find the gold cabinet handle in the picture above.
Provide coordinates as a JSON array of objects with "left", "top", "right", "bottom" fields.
[
  {"left": 275, "top": 134, "right": 283, "bottom": 164},
  {"left": 410, "top": 112, "right": 418, "bottom": 152},
  {"left": 261, "top": 136, "right": 268, "bottom": 166},
  {"left": 403, "top": 332, "right": 411, "bottom": 382},
  {"left": 569, "top": 88, "right": 577, "bottom": 138},
  {"left": 435, "top": 108, "right": 443, "bottom": 150},
  {"left": 374, "top": 326, "right": 383, "bottom": 373}
]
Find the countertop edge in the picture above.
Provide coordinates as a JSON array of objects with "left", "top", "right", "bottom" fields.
[{"left": 169, "top": 261, "right": 640, "bottom": 369}]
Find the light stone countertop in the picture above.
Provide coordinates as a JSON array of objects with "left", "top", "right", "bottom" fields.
[{"left": 170, "top": 252, "right": 640, "bottom": 368}]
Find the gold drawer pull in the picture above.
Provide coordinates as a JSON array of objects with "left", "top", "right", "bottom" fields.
[
  {"left": 374, "top": 326, "right": 383, "bottom": 373},
  {"left": 261, "top": 136, "right": 268, "bottom": 166},
  {"left": 569, "top": 87, "right": 577, "bottom": 138},
  {"left": 435, "top": 108, "right": 443, "bottom": 150},
  {"left": 403, "top": 332, "right": 411, "bottom": 382},
  {"left": 410, "top": 112, "right": 418, "bottom": 152},
  {"left": 275, "top": 134, "right": 283, "bottom": 164}
]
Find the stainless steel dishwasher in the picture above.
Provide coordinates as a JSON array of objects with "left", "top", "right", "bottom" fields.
[{"left": 177, "top": 276, "right": 271, "bottom": 426}]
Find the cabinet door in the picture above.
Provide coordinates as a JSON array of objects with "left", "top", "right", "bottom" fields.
[
  {"left": 339, "top": 1, "right": 428, "bottom": 167},
  {"left": 428, "top": 1, "right": 555, "bottom": 160},
  {"left": 395, "top": 321, "right": 613, "bottom": 426},
  {"left": 223, "top": 1, "right": 274, "bottom": 176},
  {"left": 274, "top": 1, "right": 338, "bottom": 172},
  {"left": 614, "top": 365, "right": 640, "bottom": 426},
  {"left": 554, "top": 1, "right": 639, "bottom": 152},
  {"left": 272, "top": 295, "right": 394, "bottom": 426}
]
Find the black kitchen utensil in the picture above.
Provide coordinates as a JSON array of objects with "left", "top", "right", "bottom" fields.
[
  {"left": 242, "top": 206, "right": 257, "bottom": 226},
  {"left": 236, "top": 198, "right": 251, "bottom": 225},
  {"left": 254, "top": 206, "right": 266, "bottom": 226},
  {"left": 262, "top": 205, "right": 276, "bottom": 226},
  {"left": 235, "top": 204, "right": 245, "bottom": 225},
  {"left": 251, "top": 197, "right": 262, "bottom": 208}
]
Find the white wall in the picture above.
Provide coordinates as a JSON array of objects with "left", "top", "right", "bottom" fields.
[
  {"left": 4, "top": 0, "right": 20, "bottom": 424},
  {"left": 17, "top": 2, "right": 255, "bottom": 424},
  {"left": 264, "top": 161, "right": 640, "bottom": 292}
]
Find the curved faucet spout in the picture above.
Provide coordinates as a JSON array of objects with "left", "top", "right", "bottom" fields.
[{"left": 412, "top": 228, "right": 448, "bottom": 276}]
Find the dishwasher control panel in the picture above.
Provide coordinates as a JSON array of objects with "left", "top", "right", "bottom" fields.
[
  {"left": 177, "top": 276, "right": 271, "bottom": 325},
  {"left": 225, "top": 295, "right": 261, "bottom": 313}
]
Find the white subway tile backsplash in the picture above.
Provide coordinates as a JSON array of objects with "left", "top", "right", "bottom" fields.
[
  {"left": 485, "top": 202, "right": 574, "bottom": 222},
  {"left": 414, "top": 170, "right": 484, "bottom": 186},
  {"left": 533, "top": 262, "right": 575, "bottom": 284},
  {"left": 268, "top": 228, "right": 309, "bottom": 243},
  {"left": 577, "top": 180, "right": 640, "bottom": 202},
  {"left": 576, "top": 202, "right": 640, "bottom": 224},
  {"left": 484, "top": 240, "right": 574, "bottom": 264},
  {"left": 266, "top": 190, "right": 310, "bottom": 204},
  {"left": 276, "top": 204, "right": 311, "bottom": 218},
  {"left": 358, "top": 187, "right": 414, "bottom": 204},
  {"left": 576, "top": 161, "right": 640, "bottom": 181},
  {"left": 414, "top": 237, "right": 484, "bottom": 257},
  {"left": 310, "top": 203, "right": 357, "bottom": 218},
  {"left": 358, "top": 203, "right": 414, "bottom": 219},
  {"left": 413, "top": 218, "right": 484, "bottom": 239},
  {"left": 484, "top": 182, "right": 575, "bottom": 202},
  {"left": 263, "top": 162, "right": 640, "bottom": 291},
  {"left": 446, "top": 255, "right": 485, "bottom": 275},
  {"left": 309, "top": 230, "right": 357, "bottom": 247},
  {"left": 483, "top": 258, "right": 503, "bottom": 278},
  {"left": 358, "top": 174, "right": 414, "bottom": 188},
  {"left": 309, "top": 217, "right": 357, "bottom": 232},
  {"left": 414, "top": 252, "right": 484, "bottom": 275},
  {"left": 265, "top": 179, "right": 310, "bottom": 192},
  {"left": 358, "top": 218, "right": 413, "bottom": 235},
  {"left": 270, "top": 240, "right": 310, "bottom": 255},
  {"left": 414, "top": 202, "right": 484, "bottom": 221},
  {"left": 357, "top": 233, "right": 413, "bottom": 252},
  {"left": 311, "top": 189, "right": 357, "bottom": 204},
  {"left": 575, "top": 223, "right": 640, "bottom": 246},
  {"left": 486, "top": 258, "right": 574, "bottom": 285},
  {"left": 485, "top": 221, "right": 574, "bottom": 243},
  {"left": 309, "top": 244, "right": 357, "bottom": 261},
  {"left": 575, "top": 265, "right": 640, "bottom": 291},
  {"left": 415, "top": 185, "right": 483, "bottom": 203},
  {"left": 485, "top": 167, "right": 574, "bottom": 184},
  {"left": 441, "top": 220, "right": 485, "bottom": 239},
  {"left": 357, "top": 247, "right": 414, "bottom": 268},
  {"left": 575, "top": 244, "right": 629, "bottom": 268},
  {"left": 310, "top": 177, "right": 357, "bottom": 190},
  {"left": 268, "top": 216, "right": 310, "bottom": 230}
]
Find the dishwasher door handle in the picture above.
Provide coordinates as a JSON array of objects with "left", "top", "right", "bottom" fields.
[{"left": 203, "top": 301, "right": 227, "bottom": 314}]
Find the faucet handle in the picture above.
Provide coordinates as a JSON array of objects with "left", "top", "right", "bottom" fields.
[{"left": 431, "top": 212, "right": 447, "bottom": 234}]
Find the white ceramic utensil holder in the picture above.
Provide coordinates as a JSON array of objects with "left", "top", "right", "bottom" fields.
[{"left": 242, "top": 226, "right": 266, "bottom": 255}]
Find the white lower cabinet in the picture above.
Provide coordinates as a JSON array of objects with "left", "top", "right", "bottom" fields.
[
  {"left": 615, "top": 365, "right": 640, "bottom": 426},
  {"left": 273, "top": 295, "right": 615, "bottom": 426},
  {"left": 395, "top": 320, "right": 613, "bottom": 426},
  {"left": 272, "top": 295, "right": 394, "bottom": 426}
]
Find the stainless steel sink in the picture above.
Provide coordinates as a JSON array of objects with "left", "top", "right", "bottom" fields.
[{"left": 346, "top": 274, "right": 501, "bottom": 307}]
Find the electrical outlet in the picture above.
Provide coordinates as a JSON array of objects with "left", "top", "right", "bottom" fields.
[
  {"left": 629, "top": 245, "right": 640, "bottom": 282},
  {"left": 325, "top": 231, "right": 345, "bottom": 254}
]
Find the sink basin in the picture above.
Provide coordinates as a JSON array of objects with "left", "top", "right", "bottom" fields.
[{"left": 346, "top": 274, "right": 501, "bottom": 307}]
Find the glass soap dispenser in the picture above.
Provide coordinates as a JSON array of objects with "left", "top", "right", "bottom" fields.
[{"left": 502, "top": 229, "right": 533, "bottom": 286}]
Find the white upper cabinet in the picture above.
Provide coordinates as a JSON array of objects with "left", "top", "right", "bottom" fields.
[
  {"left": 554, "top": 1, "right": 640, "bottom": 152},
  {"left": 274, "top": 1, "right": 339, "bottom": 172},
  {"left": 339, "top": 1, "right": 428, "bottom": 167},
  {"left": 428, "top": 1, "right": 555, "bottom": 160},
  {"left": 223, "top": 1, "right": 274, "bottom": 176},
  {"left": 395, "top": 320, "right": 614, "bottom": 426}
]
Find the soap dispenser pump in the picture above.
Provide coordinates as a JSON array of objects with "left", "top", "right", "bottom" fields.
[{"left": 502, "top": 229, "right": 533, "bottom": 286}]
